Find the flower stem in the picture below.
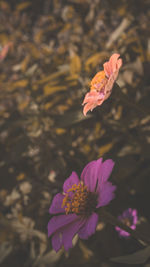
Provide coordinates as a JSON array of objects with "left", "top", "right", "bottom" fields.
[{"left": 100, "top": 209, "right": 150, "bottom": 245}]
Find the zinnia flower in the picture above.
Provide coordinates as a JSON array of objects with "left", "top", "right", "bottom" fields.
[
  {"left": 82, "top": 53, "right": 122, "bottom": 116},
  {"left": 115, "top": 208, "right": 138, "bottom": 238},
  {"left": 48, "top": 158, "right": 116, "bottom": 252}
]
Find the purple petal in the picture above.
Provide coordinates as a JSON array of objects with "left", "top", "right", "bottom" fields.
[
  {"left": 131, "top": 225, "right": 136, "bottom": 230},
  {"left": 62, "top": 217, "right": 86, "bottom": 251},
  {"left": 98, "top": 159, "right": 115, "bottom": 185},
  {"left": 49, "top": 193, "right": 65, "bottom": 214},
  {"left": 115, "top": 226, "right": 130, "bottom": 238},
  {"left": 132, "top": 210, "right": 138, "bottom": 225},
  {"left": 48, "top": 213, "right": 77, "bottom": 237},
  {"left": 52, "top": 231, "right": 63, "bottom": 252},
  {"left": 97, "top": 182, "right": 116, "bottom": 208},
  {"left": 122, "top": 209, "right": 130, "bottom": 218},
  {"left": 78, "top": 213, "right": 98, "bottom": 239},
  {"left": 81, "top": 158, "right": 103, "bottom": 192},
  {"left": 63, "top": 171, "right": 79, "bottom": 193}
]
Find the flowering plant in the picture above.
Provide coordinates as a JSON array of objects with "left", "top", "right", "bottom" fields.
[
  {"left": 48, "top": 158, "right": 116, "bottom": 252},
  {"left": 115, "top": 208, "right": 138, "bottom": 238},
  {"left": 82, "top": 53, "right": 122, "bottom": 115}
]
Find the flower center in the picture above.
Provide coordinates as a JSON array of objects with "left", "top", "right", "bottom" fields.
[
  {"left": 90, "top": 71, "right": 107, "bottom": 92},
  {"left": 62, "top": 182, "right": 98, "bottom": 216},
  {"left": 122, "top": 218, "right": 131, "bottom": 227}
]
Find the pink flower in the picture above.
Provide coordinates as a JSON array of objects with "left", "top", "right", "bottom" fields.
[
  {"left": 115, "top": 208, "right": 138, "bottom": 238},
  {"left": 82, "top": 53, "right": 122, "bottom": 116},
  {"left": 48, "top": 158, "right": 116, "bottom": 252}
]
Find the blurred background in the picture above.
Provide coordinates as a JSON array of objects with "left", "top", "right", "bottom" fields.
[{"left": 0, "top": 0, "right": 150, "bottom": 266}]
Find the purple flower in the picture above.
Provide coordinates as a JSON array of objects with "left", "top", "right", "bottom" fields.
[
  {"left": 115, "top": 208, "right": 138, "bottom": 238},
  {"left": 48, "top": 158, "right": 116, "bottom": 252}
]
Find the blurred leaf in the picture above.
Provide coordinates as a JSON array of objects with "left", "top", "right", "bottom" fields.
[
  {"left": 85, "top": 52, "right": 108, "bottom": 72},
  {"left": 38, "top": 71, "right": 66, "bottom": 85},
  {"left": 16, "top": 173, "right": 25, "bottom": 181},
  {"left": 26, "top": 43, "right": 41, "bottom": 59},
  {"left": 10, "top": 79, "right": 28, "bottom": 90},
  {"left": 70, "top": 53, "right": 81, "bottom": 75},
  {"left": 18, "top": 100, "right": 30, "bottom": 111},
  {"left": 21, "top": 55, "right": 30, "bottom": 72},
  {"left": 16, "top": 2, "right": 31, "bottom": 11},
  {"left": 0, "top": 34, "right": 9, "bottom": 44},
  {"left": 34, "top": 30, "right": 44, "bottom": 44},
  {"left": 98, "top": 143, "right": 114, "bottom": 156},
  {"left": 110, "top": 246, "right": 150, "bottom": 264},
  {"left": 66, "top": 74, "right": 78, "bottom": 81},
  {"left": 44, "top": 85, "right": 67, "bottom": 96},
  {"left": 55, "top": 128, "right": 66, "bottom": 135}
]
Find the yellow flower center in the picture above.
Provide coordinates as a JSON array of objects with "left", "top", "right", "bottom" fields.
[
  {"left": 90, "top": 70, "right": 107, "bottom": 91},
  {"left": 62, "top": 182, "right": 97, "bottom": 216}
]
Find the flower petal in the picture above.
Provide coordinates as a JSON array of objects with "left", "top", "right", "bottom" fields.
[
  {"left": 103, "top": 53, "right": 122, "bottom": 77},
  {"left": 82, "top": 90, "right": 104, "bottom": 115},
  {"left": 104, "top": 72, "right": 117, "bottom": 97},
  {"left": 52, "top": 231, "right": 63, "bottom": 252},
  {"left": 49, "top": 193, "right": 65, "bottom": 214},
  {"left": 81, "top": 158, "right": 103, "bottom": 192},
  {"left": 97, "top": 181, "right": 116, "bottom": 208},
  {"left": 62, "top": 217, "right": 86, "bottom": 251},
  {"left": 115, "top": 227, "right": 130, "bottom": 237},
  {"left": 78, "top": 213, "right": 98, "bottom": 239},
  {"left": 98, "top": 159, "right": 115, "bottom": 184},
  {"left": 48, "top": 213, "right": 77, "bottom": 237},
  {"left": 63, "top": 171, "right": 79, "bottom": 193}
]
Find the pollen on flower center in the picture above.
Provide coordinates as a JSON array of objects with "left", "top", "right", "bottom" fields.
[
  {"left": 62, "top": 182, "right": 98, "bottom": 216},
  {"left": 90, "top": 70, "right": 107, "bottom": 92}
]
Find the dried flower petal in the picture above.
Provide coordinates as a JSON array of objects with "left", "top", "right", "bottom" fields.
[{"left": 82, "top": 53, "right": 122, "bottom": 115}]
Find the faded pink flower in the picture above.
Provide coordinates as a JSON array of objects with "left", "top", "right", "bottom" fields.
[
  {"left": 82, "top": 53, "right": 122, "bottom": 116},
  {"left": 115, "top": 208, "right": 138, "bottom": 238}
]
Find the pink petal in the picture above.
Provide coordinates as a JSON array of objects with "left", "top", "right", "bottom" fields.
[
  {"left": 82, "top": 90, "right": 104, "bottom": 116},
  {"left": 83, "top": 102, "right": 98, "bottom": 116},
  {"left": 48, "top": 213, "right": 77, "bottom": 237},
  {"left": 103, "top": 53, "right": 122, "bottom": 78},
  {"left": 78, "top": 212, "right": 98, "bottom": 239},
  {"left": 81, "top": 158, "right": 103, "bottom": 192},
  {"left": 49, "top": 193, "right": 65, "bottom": 214},
  {"left": 63, "top": 171, "right": 79, "bottom": 193},
  {"left": 97, "top": 181, "right": 116, "bottom": 208}
]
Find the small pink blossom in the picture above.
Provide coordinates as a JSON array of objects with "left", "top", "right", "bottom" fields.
[
  {"left": 82, "top": 53, "right": 122, "bottom": 116},
  {"left": 115, "top": 208, "right": 138, "bottom": 238}
]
